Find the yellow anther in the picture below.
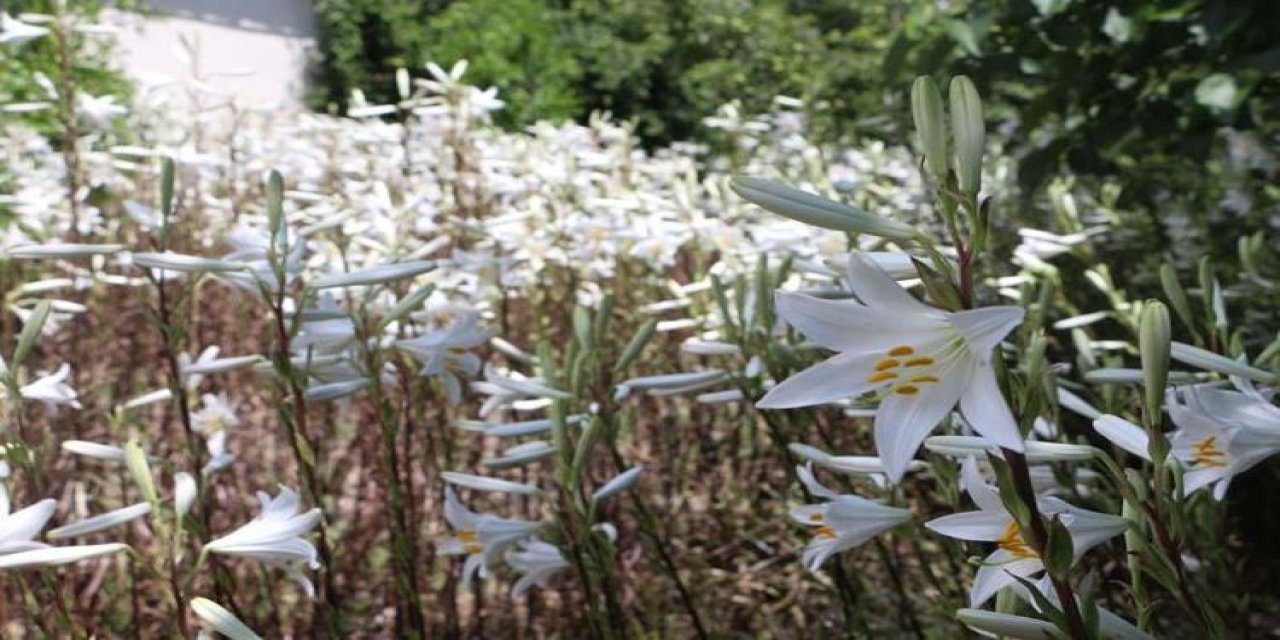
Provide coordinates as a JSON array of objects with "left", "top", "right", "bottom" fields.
[
  {"left": 458, "top": 530, "right": 484, "bottom": 554},
  {"left": 909, "top": 375, "right": 940, "bottom": 384},
  {"left": 903, "top": 357, "right": 934, "bottom": 367},
  {"left": 894, "top": 385, "right": 920, "bottom": 395},
  {"left": 874, "top": 359, "right": 901, "bottom": 371},
  {"left": 868, "top": 371, "right": 899, "bottom": 383},
  {"left": 887, "top": 345, "right": 915, "bottom": 357},
  {"left": 996, "top": 521, "right": 1037, "bottom": 559},
  {"left": 1192, "top": 436, "right": 1228, "bottom": 468},
  {"left": 814, "top": 526, "right": 838, "bottom": 539},
  {"left": 808, "top": 513, "right": 825, "bottom": 522}
]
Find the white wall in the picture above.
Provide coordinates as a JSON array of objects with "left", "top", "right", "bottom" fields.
[{"left": 108, "top": 0, "right": 318, "bottom": 110}]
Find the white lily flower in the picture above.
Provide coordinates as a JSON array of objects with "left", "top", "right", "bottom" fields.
[
  {"left": 0, "top": 498, "right": 56, "bottom": 554},
  {"left": 439, "top": 488, "right": 542, "bottom": 590},
  {"left": 789, "top": 464, "right": 912, "bottom": 571},
  {"left": 192, "top": 393, "right": 239, "bottom": 438},
  {"left": 1165, "top": 385, "right": 1280, "bottom": 499},
  {"left": 507, "top": 524, "right": 616, "bottom": 597},
  {"left": 20, "top": 364, "right": 80, "bottom": 408},
  {"left": 397, "top": 308, "right": 490, "bottom": 405},
  {"left": 506, "top": 538, "right": 570, "bottom": 597},
  {"left": 758, "top": 253, "right": 1025, "bottom": 481},
  {"left": 205, "top": 487, "right": 321, "bottom": 569},
  {"left": 0, "top": 13, "right": 48, "bottom": 46},
  {"left": 925, "top": 458, "right": 1128, "bottom": 605}
]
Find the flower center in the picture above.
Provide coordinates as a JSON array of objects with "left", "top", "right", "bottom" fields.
[
  {"left": 1191, "top": 436, "right": 1228, "bottom": 468},
  {"left": 866, "top": 345, "right": 942, "bottom": 395},
  {"left": 458, "top": 529, "right": 484, "bottom": 554},
  {"left": 996, "top": 521, "right": 1037, "bottom": 559}
]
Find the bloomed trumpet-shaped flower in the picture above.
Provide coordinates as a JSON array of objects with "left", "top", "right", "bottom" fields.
[
  {"left": 1093, "top": 385, "right": 1280, "bottom": 500},
  {"left": 396, "top": 308, "right": 491, "bottom": 405},
  {"left": 1167, "top": 385, "right": 1280, "bottom": 499},
  {"left": 758, "top": 253, "right": 1025, "bottom": 481},
  {"left": 506, "top": 538, "right": 570, "bottom": 597},
  {"left": 789, "top": 464, "right": 912, "bottom": 571},
  {"left": 439, "top": 488, "right": 542, "bottom": 590},
  {"left": 0, "top": 498, "right": 56, "bottom": 554},
  {"left": 20, "top": 363, "right": 80, "bottom": 409},
  {"left": 925, "top": 459, "right": 1128, "bottom": 606},
  {"left": 205, "top": 487, "right": 321, "bottom": 570}
]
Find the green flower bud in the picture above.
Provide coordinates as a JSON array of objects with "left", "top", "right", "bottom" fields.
[
  {"left": 125, "top": 440, "right": 158, "bottom": 505},
  {"left": 1139, "top": 300, "right": 1171, "bottom": 426},
  {"left": 949, "top": 76, "right": 985, "bottom": 196},
  {"left": 911, "top": 76, "right": 948, "bottom": 181}
]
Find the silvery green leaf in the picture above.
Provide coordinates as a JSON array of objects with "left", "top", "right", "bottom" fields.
[
  {"left": 12, "top": 300, "right": 51, "bottom": 368},
  {"left": 6, "top": 243, "right": 125, "bottom": 259},
  {"left": 482, "top": 441, "right": 556, "bottom": 469},
  {"left": 1170, "top": 342, "right": 1275, "bottom": 383},
  {"left": 190, "top": 598, "right": 263, "bottom": 640},
  {"left": 125, "top": 441, "right": 158, "bottom": 504},
  {"left": 304, "top": 378, "right": 371, "bottom": 401},
  {"left": 131, "top": 252, "right": 248, "bottom": 273},
  {"left": 47, "top": 502, "right": 152, "bottom": 539},
  {"left": 182, "top": 355, "right": 264, "bottom": 376},
  {"left": 0, "top": 543, "right": 129, "bottom": 569},
  {"left": 441, "top": 471, "right": 541, "bottom": 495},
  {"left": 731, "top": 177, "right": 917, "bottom": 241},
  {"left": 311, "top": 260, "right": 436, "bottom": 289}
]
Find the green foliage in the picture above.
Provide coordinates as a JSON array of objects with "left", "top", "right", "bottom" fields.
[
  {"left": 0, "top": 0, "right": 132, "bottom": 140},
  {"left": 309, "top": 0, "right": 956, "bottom": 144}
]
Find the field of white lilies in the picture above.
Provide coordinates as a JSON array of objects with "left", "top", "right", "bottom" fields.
[{"left": 1, "top": 8, "right": 1278, "bottom": 640}]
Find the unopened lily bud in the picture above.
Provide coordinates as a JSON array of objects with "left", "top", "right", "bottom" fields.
[
  {"left": 395, "top": 67, "right": 411, "bottom": 101},
  {"left": 730, "top": 177, "right": 918, "bottom": 241},
  {"left": 174, "top": 471, "right": 197, "bottom": 518},
  {"left": 125, "top": 440, "right": 158, "bottom": 504},
  {"left": 911, "top": 76, "right": 948, "bottom": 181},
  {"left": 1139, "top": 301, "right": 1171, "bottom": 426},
  {"left": 592, "top": 466, "right": 644, "bottom": 504},
  {"left": 949, "top": 75, "right": 984, "bottom": 195}
]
